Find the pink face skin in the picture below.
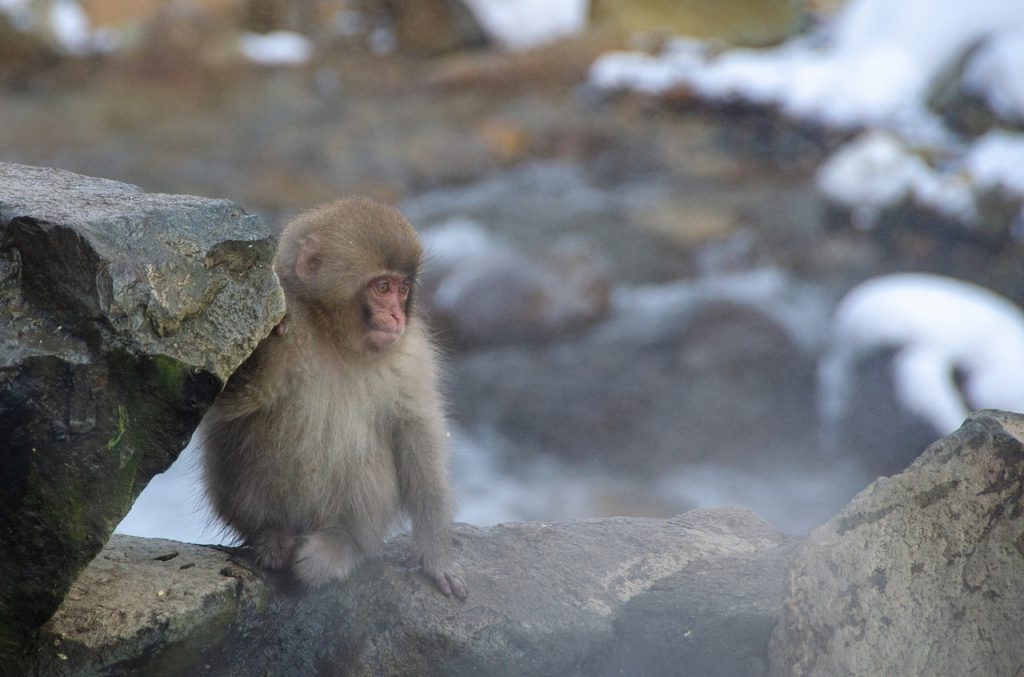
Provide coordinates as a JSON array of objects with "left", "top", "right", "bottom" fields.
[{"left": 365, "top": 275, "right": 411, "bottom": 352}]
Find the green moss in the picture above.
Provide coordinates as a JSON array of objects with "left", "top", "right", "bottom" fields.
[
  {"left": 107, "top": 404, "right": 128, "bottom": 451},
  {"left": 149, "top": 354, "right": 192, "bottom": 401}
]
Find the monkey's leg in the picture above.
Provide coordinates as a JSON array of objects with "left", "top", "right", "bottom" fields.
[
  {"left": 251, "top": 529, "right": 298, "bottom": 570},
  {"left": 293, "top": 527, "right": 366, "bottom": 589}
]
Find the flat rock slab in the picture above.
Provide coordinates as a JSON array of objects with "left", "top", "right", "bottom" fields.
[
  {"left": 771, "top": 409, "right": 1024, "bottom": 676},
  {"left": 32, "top": 508, "right": 799, "bottom": 676},
  {"left": 0, "top": 163, "right": 283, "bottom": 659}
]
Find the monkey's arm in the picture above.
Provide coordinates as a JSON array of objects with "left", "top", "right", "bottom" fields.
[
  {"left": 205, "top": 338, "right": 281, "bottom": 421},
  {"left": 393, "top": 402, "right": 467, "bottom": 599}
]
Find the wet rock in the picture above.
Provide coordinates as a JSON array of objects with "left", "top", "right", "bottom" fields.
[
  {"left": 430, "top": 239, "right": 611, "bottom": 347},
  {"left": 448, "top": 277, "right": 821, "bottom": 473},
  {"left": 820, "top": 347, "right": 943, "bottom": 479},
  {"left": 928, "top": 44, "right": 1004, "bottom": 138},
  {"left": 770, "top": 410, "right": 1024, "bottom": 676},
  {"left": 0, "top": 162, "right": 283, "bottom": 662},
  {"left": 30, "top": 508, "right": 798, "bottom": 676}
]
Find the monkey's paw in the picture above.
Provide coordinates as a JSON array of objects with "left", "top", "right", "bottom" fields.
[{"left": 409, "top": 557, "right": 468, "bottom": 600}]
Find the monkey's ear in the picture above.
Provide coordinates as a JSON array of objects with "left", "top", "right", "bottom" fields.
[{"left": 295, "top": 234, "right": 323, "bottom": 282}]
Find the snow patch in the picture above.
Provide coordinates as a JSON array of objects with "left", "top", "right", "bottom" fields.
[
  {"left": 462, "top": 0, "right": 587, "bottom": 50},
  {"left": 965, "top": 130, "right": 1024, "bottom": 195},
  {"left": 819, "top": 273, "right": 1024, "bottom": 436},
  {"left": 963, "top": 26, "right": 1024, "bottom": 124},
  {"left": 590, "top": 0, "right": 1024, "bottom": 136},
  {"left": 816, "top": 131, "right": 976, "bottom": 226},
  {"left": 240, "top": 31, "right": 313, "bottom": 66}
]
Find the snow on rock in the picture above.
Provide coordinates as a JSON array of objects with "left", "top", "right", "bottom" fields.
[
  {"left": 239, "top": 30, "right": 313, "bottom": 66},
  {"left": 461, "top": 0, "right": 587, "bottom": 50},
  {"left": 590, "top": 0, "right": 1024, "bottom": 134},
  {"left": 590, "top": 39, "right": 708, "bottom": 94},
  {"left": 49, "top": 0, "right": 90, "bottom": 55},
  {"left": 817, "top": 129, "right": 1024, "bottom": 229},
  {"left": 963, "top": 25, "right": 1024, "bottom": 125},
  {"left": 818, "top": 273, "right": 1024, "bottom": 436},
  {"left": 965, "top": 130, "right": 1024, "bottom": 195},
  {"left": 590, "top": 0, "right": 1024, "bottom": 228},
  {"left": 816, "top": 131, "right": 975, "bottom": 226}
]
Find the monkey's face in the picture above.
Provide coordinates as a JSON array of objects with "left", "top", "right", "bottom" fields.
[{"left": 362, "top": 274, "right": 412, "bottom": 352}]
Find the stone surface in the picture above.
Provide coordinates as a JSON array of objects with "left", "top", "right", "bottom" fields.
[
  {"left": 30, "top": 509, "right": 798, "bottom": 676},
  {"left": 430, "top": 242, "right": 611, "bottom": 347},
  {"left": 770, "top": 410, "right": 1024, "bottom": 676},
  {"left": 449, "top": 297, "right": 819, "bottom": 473},
  {"left": 0, "top": 162, "right": 283, "bottom": 660}
]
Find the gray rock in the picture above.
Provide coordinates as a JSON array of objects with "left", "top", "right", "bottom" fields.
[
  {"left": 431, "top": 241, "right": 611, "bottom": 347},
  {"left": 449, "top": 298, "right": 819, "bottom": 474},
  {"left": 31, "top": 508, "right": 798, "bottom": 676},
  {"left": 819, "top": 347, "right": 946, "bottom": 479},
  {"left": 0, "top": 163, "right": 283, "bottom": 660},
  {"left": 770, "top": 409, "right": 1024, "bottom": 676}
]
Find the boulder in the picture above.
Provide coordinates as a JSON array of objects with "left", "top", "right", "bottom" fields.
[
  {"left": 30, "top": 508, "right": 798, "bottom": 676},
  {"left": 770, "top": 410, "right": 1024, "bottom": 676},
  {"left": 449, "top": 297, "right": 818, "bottom": 473},
  {"left": 0, "top": 162, "right": 283, "bottom": 660},
  {"left": 431, "top": 242, "right": 611, "bottom": 347}
]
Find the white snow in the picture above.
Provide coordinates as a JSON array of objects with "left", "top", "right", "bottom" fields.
[
  {"left": 816, "top": 131, "right": 976, "bottom": 225},
  {"left": 590, "top": 0, "right": 1024, "bottom": 134},
  {"left": 818, "top": 273, "right": 1024, "bottom": 436},
  {"left": 965, "top": 130, "right": 1024, "bottom": 195},
  {"left": 590, "top": 39, "right": 708, "bottom": 94},
  {"left": 963, "top": 26, "right": 1024, "bottom": 125},
  {"left": 816, "top": 129, "right": 1024, "bottom": 227},
  {"left": 239, "top": 31, "right": 313, "bottom": 66},
  {"left": 461, "top": 0, "right": 587, "bottom": 50},
  {"left": 590, "top": 0, "right": 1024, "bottom": 222}
]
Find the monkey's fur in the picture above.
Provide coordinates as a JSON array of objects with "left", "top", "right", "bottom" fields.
[{"left": 199, "top": 197, "right": 466, "bottom": 598}]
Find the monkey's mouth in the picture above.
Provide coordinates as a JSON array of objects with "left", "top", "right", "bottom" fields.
[{"left": 367, "top": 327, "right": 403, "bottom": 350}]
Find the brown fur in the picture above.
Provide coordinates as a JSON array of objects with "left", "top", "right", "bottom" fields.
[{"left": 199, "top": 197, "right": 466, "bottom": 598}]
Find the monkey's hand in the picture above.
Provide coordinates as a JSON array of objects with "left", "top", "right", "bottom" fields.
[{"left": 408, "top": 555, "right": 468, "bottom": 600}]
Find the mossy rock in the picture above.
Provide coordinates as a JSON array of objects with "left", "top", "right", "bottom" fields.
[{"left": 0, "top": 163, "right": 284, "bottom": 665}]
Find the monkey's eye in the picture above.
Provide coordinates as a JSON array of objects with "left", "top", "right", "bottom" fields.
[
  {"left": 374, "top": 279, "right": 391, "bottom": 294},
  {"left": 398, "top": 281, "right": 411, "bottom": 297}
]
